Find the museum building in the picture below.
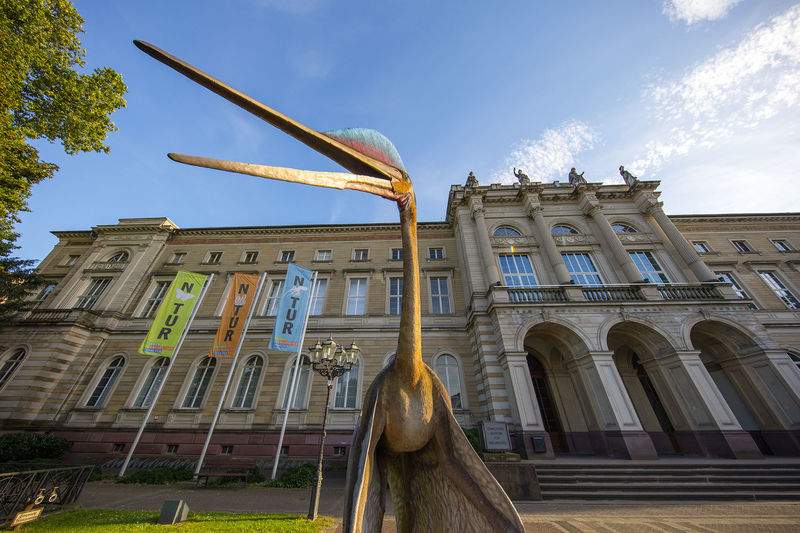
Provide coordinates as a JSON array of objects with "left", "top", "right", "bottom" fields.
[{"left": 1, "top": 177, "right": 799, "bottom": 463}]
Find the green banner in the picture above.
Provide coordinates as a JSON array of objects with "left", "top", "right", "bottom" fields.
[{"left": 138, "top": 271, "right": 208, "bottom": 357}]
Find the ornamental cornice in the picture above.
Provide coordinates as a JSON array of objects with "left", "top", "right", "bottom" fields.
[
  {"left": 171, "top": 221, "right": 451, "bottom": 238},
  {"left": 670, "top": 213, "right": 800, "bottom": 225}
]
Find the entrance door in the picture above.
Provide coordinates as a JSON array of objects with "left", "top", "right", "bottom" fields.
[{"left": 527, "top": 354, "right": 566, "bottom": 453}]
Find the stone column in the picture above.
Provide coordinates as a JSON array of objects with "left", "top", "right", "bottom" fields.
[
  {"left": 653, "top": 350, "right": 761, "bottom": 458},
  {"left": 469, "top": 197, "right": 502, "bottom": 286},
  {"left": 638, "top": 196, "right": 717, "bottom": 282},
  {"left": 579, "top": 194, "right": 646, "bottom": 284},
  {"left": 498, "top": 350, "right": 554, "bottom": 458},
  {"left": 524, "top": 194, "right": 572, "bottom": 285},
  {"left": 572, "top": 352, "right": 657, "bottom": 459}
]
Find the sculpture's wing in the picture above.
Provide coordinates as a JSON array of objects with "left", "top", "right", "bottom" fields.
[
  {"left": 386, "top": 390, "right": 524, "bottom": 533},
  {"left": 343, "top": 387, "right": 386, "bottom": 533}
]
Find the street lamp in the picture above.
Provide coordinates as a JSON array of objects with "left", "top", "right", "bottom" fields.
[{"left": 306, "top": 336, "right": 360, "bottom": 521}]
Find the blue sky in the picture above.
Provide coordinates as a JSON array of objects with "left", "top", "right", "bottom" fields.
[{"left": 16, "top": 0, "right": 800, "bottom": 262}]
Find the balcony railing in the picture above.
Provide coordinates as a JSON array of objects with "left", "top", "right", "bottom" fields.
[
  {"left": 508, "top": 287, "right": 567, "bottom": 303},
  {"left": 658, "top": 284, "right": 720, "bottom": 301},
  {"left": 582, "top": 286, "right": 644, "bottom": 302}
]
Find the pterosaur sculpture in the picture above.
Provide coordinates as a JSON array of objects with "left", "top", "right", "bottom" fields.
[{"left": 134, "top": 40, "right": 524, "bottom": 533}]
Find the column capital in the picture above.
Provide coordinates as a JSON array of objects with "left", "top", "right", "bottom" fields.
[
  {"left": 469, "top": 196, "right": 485, "bottom": 219},
  {"left": 578, "top": 192, "right": 600, "bottom": 217}
]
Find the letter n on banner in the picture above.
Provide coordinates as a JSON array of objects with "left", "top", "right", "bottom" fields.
[
  {"left": 139, "top": 270, "right": 208, "bottom": 357},
  {"left": 269, "top": 263, "right": 314, "bottom": 352},
  {"left": 210, "top": 273, "right": 260, "bottom": 357}
]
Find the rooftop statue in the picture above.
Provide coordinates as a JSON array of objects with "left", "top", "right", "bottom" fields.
[
  {"left": 513, "top": 167, "right": 530, "bottom": 185},
  {"left": 134, "top": 41, "right": 524, "bottom": 533},
  {"left": 619, "top": 165, "right": 638, "bottom": 187},
  {"left": 465, "top": 171, "right": 479, "bottom": 187},
  {"left": 568, "top": 167, "right": 586, "bottom": 185}
]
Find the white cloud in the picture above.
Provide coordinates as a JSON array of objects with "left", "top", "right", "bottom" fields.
[
  {"left": 249, "top": 0, "right": 326, "bottom": 15},
  {"left": 662, "top": 0, "right": 742, "bottom": 25},
  {"left": 491, "top": 120, "right": 598, "bottom": 184},
  {"left": 287, "top": 49, "right": 332, "bottom": 79},
  {"left": 631, "top": 3, "right": 800, "bottom": 175}
]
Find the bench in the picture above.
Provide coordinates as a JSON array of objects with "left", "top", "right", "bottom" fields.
[{"left": 195, "top": 461, "right": 252, "bottom": 489}]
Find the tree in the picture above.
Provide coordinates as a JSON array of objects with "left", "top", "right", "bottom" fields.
[{"left": 0, "top": 0, "right": 126, "bottom": 320}]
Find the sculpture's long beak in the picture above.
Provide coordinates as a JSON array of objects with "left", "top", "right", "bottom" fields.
[
  {"left": 167, "top": 153, "right": 398, "bottom": 199},
  {"left": 134, "top": 40, "right": 403, "bottom": 185}
]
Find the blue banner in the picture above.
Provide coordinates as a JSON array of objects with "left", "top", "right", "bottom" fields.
[{"left": 268, "top": 263, "right": 314, "bottom": 352}]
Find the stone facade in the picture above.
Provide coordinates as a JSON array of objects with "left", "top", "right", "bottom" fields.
[{"left": 0, "top": 180, "right": 798, "bottom": 463}]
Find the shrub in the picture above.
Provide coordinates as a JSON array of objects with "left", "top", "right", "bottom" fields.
[
  {"left": 266, "top": 463, "right": 316, "bottom": 488},
  {"left": 118, "top": 465, "right": 194, "bottom": 485},
  {"left": 461, "top": 427, "right": 484, "bottom": 456},
  {"left": 0, "top": 432, "right": 70, "bottom": 462}
]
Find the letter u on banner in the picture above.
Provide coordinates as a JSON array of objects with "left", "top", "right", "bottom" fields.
[
  {"left": 269, "top": 263, "right": 314, "bottom": 352},
  {"left": 210, "top": 272, "right": 260, "bottom": 357},
  {"left": 139, "top": 270, "right": 208, "bottom": 357}
]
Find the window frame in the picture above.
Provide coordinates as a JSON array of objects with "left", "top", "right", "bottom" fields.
[
  {"left": 129, "top": 357, "right": 170, "bottom": 408},
  {"left": 352, "top": 248, "right": 370, "bottom": 262},
  {"left": 278, "top": 355, "right": 312, "bottom": 410},
  {"left": 715, "top": 271, "right": 757, "bottom": 309},
  {"left": 332, "top": 358, "right": 361, "bottom": 410},
  {"left": 628, "top": 251, "right": 670, "bottom": 284},
  {"left": 428, "top": 274, "right": 453, "bottom": 315},
  {"left": 0, "top": 348, "right": 27, "bottom": 391},
  {"left": 279, "top": 250, "right": 295, "bottom": 263},
  {"left": 168, "top": 252, "right": 186, "bottom": 265},
  {"left": 138, "top": 279, "right": 171, "bottom": 318},
  {"left": 731, "top": 240, "right": 755, "bottom": 253},
  {"left": 314, "top": 249, "right": 332, "bottom": 262},
  {"left": 387, "top": 276, "right": 403, "bottom": 315},
  {"left": 757, "top": 270, "right": 800, "bottom": 309},
  {"left": 310, "top": 278, "right": 328, "bottom": 315},
  {"left": 498, "top": 253, "right": 538, "bottom": 287},
  {"left": 229, "top": 353, "right": 266, "bottom": 409},
  {"left": 390, "top": 248, "right": 403, "bottom": 261},
  {"left": 692, "top": 241, "right": 711, "bottom": 253},
  {"left": 551, "top": 224, "right": 579, "bottom": 235},
  {"left": 492, "top": 226, "right": 522, "bottom": 237},
  {"left": 84, "top": 354, "right": 126, "bottom": 408},
  {"left": 263, "top": 278, "right": 285, "bottom": 316},
  {"left": 74, "top": 277, "right": 112, "bottom": 309},
  {"left": 65, "top": 254, "right": 81, "bottom": 267},
  {"left": 428, "top": 247, "right": 445, "bottom": 260},
  {"left": 611, "top": 223, "right": 637, "bottom": 234},
  {"left": 179, "top": 356, "right": 218, "bottom": 409},
  {"left": 107, "top": 251, "right": 129, "bottom": 263},
  {"left": 432, "top": 351, "right": 467, "bottom": 409},
  {"left": 205, "top": 251, "right": 223, "bottom": 264},
  {"left": 31, "top": 283, "right": 56, "bottom": 309},
  {"left": 771, "top": 239, "right": 794, "bottom": 252},
  {"left": 241, "top": 250, "right": 259, "bottom": 264},
  {"left": 345, "top": 277, "right": 368, "bottom": 315},
  {"left": 561, "top": 252, "right": 604, "bottom": 286}
]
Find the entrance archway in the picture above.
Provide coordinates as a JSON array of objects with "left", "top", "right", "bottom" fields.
[{"left": 526, "top": 354, "right": 565, "bottom": 452}]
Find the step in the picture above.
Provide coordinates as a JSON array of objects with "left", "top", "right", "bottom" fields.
[
  {"left": 541, "top": 490, "right": 800, "bottom": 501},
  {"left": 540, "top": 482, "right": 800, "bottom": 491}
]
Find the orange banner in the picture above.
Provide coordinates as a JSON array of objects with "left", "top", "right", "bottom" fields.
[{"left": 210, "top": 273, "right": 259, "bottom": 357}]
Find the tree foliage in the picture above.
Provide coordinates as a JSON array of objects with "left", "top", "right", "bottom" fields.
[{"left": 0, "top": 0, "right": 126, "bottom": 318}]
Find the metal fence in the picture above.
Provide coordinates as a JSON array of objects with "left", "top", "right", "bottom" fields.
[{"left": 0, "top": 465, "right": 93, "bottom": 525}]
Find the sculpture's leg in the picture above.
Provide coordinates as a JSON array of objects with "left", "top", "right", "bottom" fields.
[{"left": 343, "top": 390, "right": 387, "bottom": 533}]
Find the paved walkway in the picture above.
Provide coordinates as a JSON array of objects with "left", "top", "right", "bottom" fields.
[{"left": 78, "top": 477, "right": 800, "bottom": 532}]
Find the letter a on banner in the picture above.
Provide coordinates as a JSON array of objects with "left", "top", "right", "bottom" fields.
[
  {"left": 210, "top": 272, "right": 260, "bottom": 357},
  {"left": 139, "top": 270, "right": 208, "bottom": 357},
  {"left": 269, "top": 263, "right": 314, "bottom": 352}
]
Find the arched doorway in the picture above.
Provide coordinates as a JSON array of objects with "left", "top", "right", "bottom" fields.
[
  {"left": 526, "top": 354, "right": 565, "bottom": 453},
  {"left": 690, "top": 320, "right": 773, "bottom": 455},
  {"left": 631, "top": 353, "right": 679, "bottom": 454}
]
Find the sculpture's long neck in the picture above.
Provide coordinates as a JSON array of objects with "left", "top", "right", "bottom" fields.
[{"left": 396, "top": 193, "right": 423, "bottom": 383}]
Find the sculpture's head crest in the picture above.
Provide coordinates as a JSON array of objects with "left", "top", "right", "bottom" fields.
[{"left": 323, "top": 128, "right": 405, "bottom": 172}]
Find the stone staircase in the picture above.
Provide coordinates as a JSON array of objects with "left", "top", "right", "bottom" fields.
[{"left": 534, "top": 461, "right": 800, "bottom": 501}]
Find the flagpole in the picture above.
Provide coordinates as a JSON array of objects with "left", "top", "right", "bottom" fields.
[
  {"left": 118, "top": 273, "right": 214, "bottom": 478},
  {"left": 271, "top": 271, "right": 318, "bottom": 480},
  {"left": 194, "top": 272, "right": 266, "bottom": 478}
]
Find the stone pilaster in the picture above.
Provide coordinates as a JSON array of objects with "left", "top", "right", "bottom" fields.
[
  {"left": 524, "top": 194, "right": 572, "bottom": 285},
  {"left": 469, "top": 197, "right": 502, "bottom": 286}
]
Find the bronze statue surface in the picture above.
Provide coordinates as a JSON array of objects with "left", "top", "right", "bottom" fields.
[{"left": 134, "top": 40, "right": 524, "bottom": 533}]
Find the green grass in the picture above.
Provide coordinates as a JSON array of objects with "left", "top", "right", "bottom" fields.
[{"left": 20, "top": 509, "right": 334, "bottom": 532}]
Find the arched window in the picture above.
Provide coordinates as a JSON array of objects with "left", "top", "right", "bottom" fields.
[
  {"left": 182, "top": 357, "right": 216, "bottom": 408},
  {"left": 86, "top": 356, "right": 125, "bottom": 407},
  {"left": 334, "top": 359, "right": 360, "bottom": 409},
  {"left": 281, "top": 356, "right": 311, "bottom": 409},
  {"left": 107, "top": 251, "right": 129, "bottom": 263},
  {"left": 611, "top": 223, "right": 637, "bottom": 233},
  {"left": 434, "top": 354, "right": 463, "bottom": 409},
  {"left": 493, "top": 227, "right": 521, "bottom": 237},
  {"left": 551, "top": 225, "right": 578, "bottom": 235},
  {"left": 133, "top": 357, "right": 169, "bottom": 408},
  {"left": 232, "top": 355, "right": 264, "bottom": 408},
  {"left": 0, "top": 349, "right": 26, "bottom": 390}
]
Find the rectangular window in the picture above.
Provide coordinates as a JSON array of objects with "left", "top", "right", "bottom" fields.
[
  {"left": 166, "top": 444, "right": 179, "bottom": 454},
  {"left": 390, "top": 248, "right": 403, "bottom": 261},
  {"left": 389, "top": 277, "right": 403, "bottom": 315},
  {"left": 310, "top": 279, "right": 327, "bottom": 315},
  {"left": 31, "top": 283, "right": 56, "bottom": 309},
  {"left": 264, "top": 280, "right": 284, "bottom": 316},
  {"left": 499, "top": 254, "right": 537, "bottom": 287},
  {"left": 280, "top": 250, "right": 295, "bottom": 263},
  {"left": 333, "top": 446, "right": 346, "bottom": 456},
  {"left": 113, "top": 443, "right": 125, "bottom": 453},
  {"left": 758, "top": 271, "right": 800, "bottom": 309},
  {"left": 692, "top": 242, "right": 710, "bottom": 253},
  {"left": 429, "top": 247, "right": 444, "bottom": 260},
  {"left": 715, "top": 272, "right": 757, "bottom": 309},
  {"left": 353, "top": 249, "right": 369, "bottom": 261},
  {"left": 140, "top": 281, "right": 170, "bottom": 318},
  {"left": 220, "top": 445, "right": 234, "bottom": 455},
  {"left": 169, "top": 252, "right": 186, "bottom": 264},
  {"left": 346, "top": 278, "right": 367, "bottom": 315},
  {"left": 206, "top": 251, "right": 223, "bottom": 264},
  {"left": 242, "top": 251, "right": 259, "bottom": 264},
  {"left": 74, "top": 278, "right": 111, "bottom": 309},
  {"left": 315, "top": 249, "right": 331, "bottom": 262},
  {"left": 430, "top": 277, "right": 451, "bottom": 314},
  {"left": 773, "top": 240, "right": 793, "bottom": 252},
  {"left": 561, "top": 253, "right": 603, "bottom": 286},
  {"left": 66, "top": 255, "right": 80, "bottom": 266},
  {"left": 732, "top": 240, "right": 753, "bottom": 253},
  {"left": 629, "top": 251, "right": 670, "bottom": 284}
]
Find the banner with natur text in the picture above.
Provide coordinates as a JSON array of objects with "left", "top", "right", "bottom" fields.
[
  {"left": 210, "top": 272, "right": 259, "bottom": 357},
  {"left": 138, "top": 270, "right": 208, "bottom": 357},
  {"left": 268, "top": 263, "right": 314, "bottom": 352}
]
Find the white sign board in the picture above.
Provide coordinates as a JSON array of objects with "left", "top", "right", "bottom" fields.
[{"left": 481, "top": 421, "right": 512, "bottom": 451}]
